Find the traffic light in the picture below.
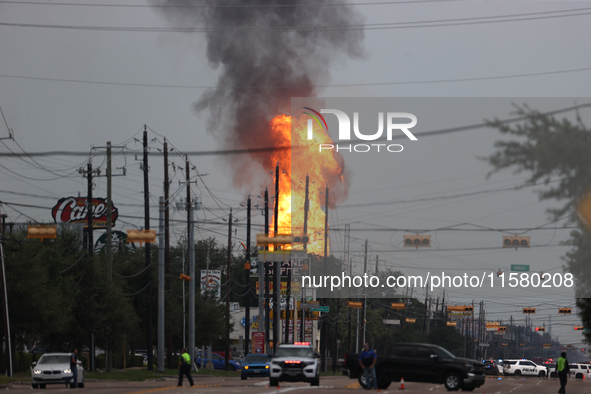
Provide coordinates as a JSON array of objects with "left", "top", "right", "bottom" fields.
[
  {"left": 574, "top": 325, "right": 585, "bottom": 330},
  {"left": 559, "top": 308, "right": 572, "bottom": 314},
  {"left": 292, "top": 234, "right": 309, "bottom": 244},
  {"left": 179, "top": 273, "right": 191, "bottom": 282},
  {"left": 127, "top": 229, "right": 156, "bottom": 245},
  {"left": 497, "top": 326, "right": 507, "bottom": 332},
  {"left": 347, "top": 301, "right": 363, "bottom": 308},
  {"left": 522, "top": 307, "right": 536, "bottom": 314},
  {"left": 403, "top": 234, "right": 431, "bottom": 248},
  {"left": 256, "top": 233, "right": 292, "bottom": 246},
  {"left": 447, "top": 305, "right": 474, "bottom": 312},
  {"left": 503, "top": 235, "right": 530, "bottom": 249},
  {"left": 27, "top": 225, "right": 57, "bottom": 241},
  {"left": 535, "top": 327, "right": 545, "bottom": 332},
  {"left": 391, "top": 303, "right": 406, "bottom": 310}
]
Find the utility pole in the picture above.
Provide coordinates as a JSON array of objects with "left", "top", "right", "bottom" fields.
[
  {"left": 0, "top": 203, "right": 12, "bottom": 377},
  {"left": 245, "top": 196, "right": 251, "bottom": 355},
  {"left": 186, "top": 157, "right": 196, "bottom": 371},
  {"left": 157, "top": 197, "right": 165, "bottom": 372},
  {"left": 344, "top": 224, "right": 351, "bottom": 353},
  {"left": 361, "top": 238, "right": 368, "bottom": 346},
  {"left": 143, "top": 126, "right": 154, "bottom": 371},
  {"left": 264, "top": 189, "right": 270, "bottom": 352},
  {"left": 321, "top": 185, "right": 329, "bottom": 371},
  {"left": 225, "top": 209, "right": 232, "bottom": 370},
  {"left": 105, "top": 142, "right": 113, "bottom": 373},
  {"left": 164, "top": 138, "right": 173, "bottom": 369},
  {"left": 273, "top": 164, "right": 279, "bottom": 353},
  {"left": 300, "top": 175, "right": 309, "bottom": 343}
]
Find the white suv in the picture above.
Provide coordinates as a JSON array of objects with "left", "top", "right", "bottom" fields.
[
  {"left": 269, "top": 342, "right": 320, "bottom": 386},
  {"left": 502, "top": 359, "right": 547, "bottom": 377},
  {"left": 569, "top": 363, "right": 590, "bottom": 379}
]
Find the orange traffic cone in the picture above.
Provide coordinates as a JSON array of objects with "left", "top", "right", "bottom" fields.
[{"left": 399, "top": 377, "right": 405, "bottom": 390}]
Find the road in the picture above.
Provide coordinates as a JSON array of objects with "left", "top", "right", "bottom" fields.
[{"left": 11, "top": 375, "right": 590, "bottom": 394}]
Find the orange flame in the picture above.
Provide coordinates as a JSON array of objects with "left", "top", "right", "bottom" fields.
[{"left": 267, "top": 114, "right": 348, "bottom": 255}]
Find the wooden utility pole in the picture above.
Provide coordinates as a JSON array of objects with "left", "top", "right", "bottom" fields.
[
  {"left": 245, "top": 196, "right": 251, "bottom": 355},
  {"left": 143, "top": 126, "right": 154, "bottom": 370},
  {"left": 264, "top": 189, "right": 270, "bottom": 352},
  {"left": 320, "top": 185, "right": 329, "bottom": 371},
  {"left": 273, "top": 164, "right": 279, "bottom": 353},
  {"left": 225, "top": 209, "right": 232, "bottom": 370},
  {"left": 163, "top": 139, "right": 173, "bottom": 369}
]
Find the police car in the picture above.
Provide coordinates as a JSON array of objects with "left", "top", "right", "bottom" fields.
[
  {"left": 502, "top": 359, "right": 548, "bottom": 377},
  {"left": 269, "top": 342, "right": 320, "bottom": 386}
]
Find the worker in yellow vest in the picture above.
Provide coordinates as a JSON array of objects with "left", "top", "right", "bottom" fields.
[
  {"left": 178, "top": 348, "right": 195, "bottom": 387},
  {"left": 556, "top": 351, "right": 570, "bottom": 394}
]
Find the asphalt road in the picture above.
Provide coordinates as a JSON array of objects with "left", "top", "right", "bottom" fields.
[{"left": 10, "top": 375, "right": 590, "bottom": 394}]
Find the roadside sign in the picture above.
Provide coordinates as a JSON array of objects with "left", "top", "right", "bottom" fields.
[
  {"left": 511, "top": 264, "right": 530, "bottom": 272},
  {"left": 299, "top": 302, "right": 320, "bottom": 309},
  {"left": 311, "top": 306, "right": 329, "bottom": 313},
  {"left": 383, "top": 319, "right": 401, "bottom": 325}
]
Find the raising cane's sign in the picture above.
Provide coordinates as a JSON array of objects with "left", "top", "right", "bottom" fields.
[{"left": 51, "top": 197, "right": 118, "bottom": 228}]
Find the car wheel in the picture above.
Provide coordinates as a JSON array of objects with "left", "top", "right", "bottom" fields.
[
  {"left": 576, "top": 373, "right": 583, "bottom": 379},
  {"left": 270, "top": 378, "right": 279, "bottom": 387},
  {"left": 31, "top": 384, "right": 38, "bottom": 389},
  {"left": 78, "top": 383, "right": 84, "bottom": 388},
  {"left": 39, "top": 384, "right": 46, "bottom": 389},
  {"left": 376, "top": 369, "right": 391, "bottom": 389},
  {"left": 538, "top": 371, "right": 545, "bottom": 377},
  {"left": 241, "top": 375, "right": 247, "bottom": 380},
  {"left": 444, "top": 372, "right": 461, "bottom": 391},
  {"left": 514, "top": 370, "right": 522, "bottom": 377},
  {"left": 358, "top": 373, "right": 370, "bottom": 389},
  {"left": 311, "top": 376, "right": 320, "bottom": 386}
]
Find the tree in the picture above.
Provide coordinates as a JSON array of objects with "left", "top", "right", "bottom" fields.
[{"left": 483, "top": 104, "right": 591, "bottom": 343}]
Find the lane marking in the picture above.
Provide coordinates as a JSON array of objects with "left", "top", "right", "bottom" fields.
[{"left": 123, "top": 385, "right": 221, "bottom": 394}]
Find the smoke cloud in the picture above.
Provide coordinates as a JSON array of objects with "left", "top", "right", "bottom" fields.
[{"left": 152, "top": 0, "right": 364, "bottom": 193}]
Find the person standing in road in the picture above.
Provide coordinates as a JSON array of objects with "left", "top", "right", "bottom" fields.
[
  {"left": 69, "top": 349, "right": 78, "bottom": 389},
  {"left": 556, "top": 351, "right": 570, "bottom": 394},
  {"left": 358, "top": 343, "right": 377, "bottom": 390},
  {"left": 178, "top": 348, "right": 195, "bottom": 387}
]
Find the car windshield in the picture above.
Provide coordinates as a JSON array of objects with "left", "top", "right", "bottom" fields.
[
  {"left": 275, "top": 347, "right": 314, "bottom": 358},
  {"left": 39, "top": 355, "right": 70, "bottom": 364},
  {"left": 433, "top": 346, "right": 455, "bottom": 359},
  {"left": 245, "top": 355, "right": 270, "bottom": 363}
]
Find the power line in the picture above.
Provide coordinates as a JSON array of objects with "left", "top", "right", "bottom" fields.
[
  {"left": 0, "top": 0, "right": 461, "bottom": 8},
  {"left": 2, "top": 7, "right": 591, "bottom": 32},
  {"left": 3, "top": 66, "right": 591, "bottom": 90}
]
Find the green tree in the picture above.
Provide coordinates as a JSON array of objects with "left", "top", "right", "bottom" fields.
[{"left": 483, "top": 104, "right": 591, "bottom": 343}]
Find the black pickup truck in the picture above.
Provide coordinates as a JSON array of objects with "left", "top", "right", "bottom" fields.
[{"left": 343, "top": 343, "right": 485, "bottom": 391}]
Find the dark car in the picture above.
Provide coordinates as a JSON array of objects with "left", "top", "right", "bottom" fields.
[
  {"left": 344, "top": 343, "right": 485, "bottom": 391},
  {"left": 482, "top": 360, "right": 498, "bottom": 375},
  {"left": 240, "top": 354, "right": 271, "bottom": 380}
]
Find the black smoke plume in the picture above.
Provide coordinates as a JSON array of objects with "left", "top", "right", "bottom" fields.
[{"left": 152, "top": 0, "right": 365, "bottom": 191}]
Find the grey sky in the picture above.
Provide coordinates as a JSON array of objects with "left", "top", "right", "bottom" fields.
[{"left": 1, "top": 0, "right": 590, "bottom": 348}]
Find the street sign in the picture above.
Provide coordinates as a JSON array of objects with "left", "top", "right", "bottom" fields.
[
  {"left": 511, "top": 264, "right": 530, "bottom": 272},
  {"left": 406, "top": 318, "right": 416, "bottom": 323},
  {"left": 383, "top": 319, "right": 401, "bottom": 325},
  {"left": 311, "top": 306, "right": 329, "bottom": 313},
  {"left": 479, "top": 343, "right": 490, "bottom": 347},
  {"left": 299, "top": 302, "right": 319, "bottom": 309}
]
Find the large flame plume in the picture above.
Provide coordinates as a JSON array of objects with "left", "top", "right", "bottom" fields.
[{"left": 269, "top": 114, "right": 348, "bottom": 254}]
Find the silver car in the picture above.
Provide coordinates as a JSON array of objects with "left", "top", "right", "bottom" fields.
[{"left": 31, "top": 353, "right": 84, "bottom": 389}]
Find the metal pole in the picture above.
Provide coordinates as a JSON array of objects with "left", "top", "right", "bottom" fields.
[
  {"left": 157, "top": 197, "right": 165, "bottom": 372},
  {"left": 301, "top": 175, "right": 309, "bottom": 342},
  {"left": 361, "top": 239, "right": 368, "bottom": 346},
  {"left": 321, "top": 185, "right": 329, "bottom": 371},
  {"left": 143, "top": 127, "right": 153, "bottom": 370},
  {"left": 106, "top": 142, "right": 113, "bottom": 373}
]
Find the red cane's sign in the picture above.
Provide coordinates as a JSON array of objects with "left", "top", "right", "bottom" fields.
[{"left": 51, "top": 197, "right": 118, "bottom": 228}]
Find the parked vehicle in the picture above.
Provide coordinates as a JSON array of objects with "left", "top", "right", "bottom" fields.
[
  {"left": 31, "top": 353, "right": 84, "bottom": 389},
  {"left": 241, "top": 354, "right": 271, "bottom": 380},
  {"left": 482, "top": 360, "right": 499, "bottom": 375},
  {"left": 568, "top": 363, "right": 590, "bottom": 379},
  {"left": 343, "top": 343, "right": 485, "bottom": 391},
  {"left": 195, "top": 353, "right": 240, "bottom": 371},
  {"left": 502, "top": 359, "right": 547, "bottom": 377}
]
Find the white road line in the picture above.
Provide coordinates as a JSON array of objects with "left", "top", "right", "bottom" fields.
[
  {"left": 509, "top": 384, "right": 523, "bottom": 392},
  {"left": 254, "top": 381, "right": 268, "bottom": 386}
]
